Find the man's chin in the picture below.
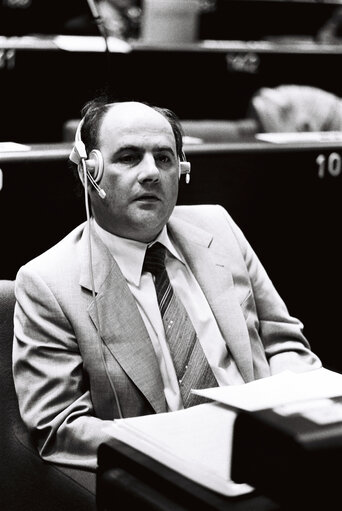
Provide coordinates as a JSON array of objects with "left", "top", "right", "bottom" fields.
[{"left": 129, "top": 209, "right": 169, "bottom": 241}]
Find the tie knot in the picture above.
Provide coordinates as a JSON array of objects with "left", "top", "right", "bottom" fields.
[{"left": 143, "top": 242, "right": 166, "bottom": 276}]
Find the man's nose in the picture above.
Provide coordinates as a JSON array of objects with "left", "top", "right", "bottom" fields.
[{"left": 138, "top": 155, "right": 160, "bottom": 183}]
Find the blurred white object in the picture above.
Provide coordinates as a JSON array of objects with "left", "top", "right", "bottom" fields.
[
  {"left": 141, "top": 0, "right": 202, "bottom": 43},
  {"left": 249, "top": 85, "right": 342, "bottom": 133}
]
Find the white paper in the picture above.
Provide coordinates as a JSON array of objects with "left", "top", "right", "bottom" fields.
[
  {"left": 111, "top": 402, "right": 254, "bottom": 497},
  {"left": 192, "top": 368, "right": 342, "bottom": 412},
  {"left": 256, "top": 131, "right": 342, "bottom": 144},
  {"left": 54, "top": 35, "right": 131, "bottom": 53},
  {"left": 183, "top": 135, "right": 203, "bottom": 144},
  {"left": 0, "top": 142, "right": 31, "bottom": 152}
]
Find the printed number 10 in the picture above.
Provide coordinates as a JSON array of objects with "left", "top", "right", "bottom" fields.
[{"left": 316, "top": 153, "right": 341, "bottom": 178}]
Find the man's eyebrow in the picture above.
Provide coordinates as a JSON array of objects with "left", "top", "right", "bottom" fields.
[
  {"left": 114, "top": 145, "right": 140, "bottom": 154},
  {"left": 113, "top": 145, "right": 176, "bottom": 155},
  {"left": 155, "top": 146, "right": 176, "bottom": 154}
]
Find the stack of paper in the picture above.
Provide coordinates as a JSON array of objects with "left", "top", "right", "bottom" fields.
[
  {"left": 192, "top": 367, "right": 342, "bottom": 411},
  {"left": 110, "top": 368, "right": 342, "bottom": 497}
]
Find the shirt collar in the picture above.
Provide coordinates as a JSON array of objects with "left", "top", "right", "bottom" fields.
[{"left": 93, "top": 219, "right": 184, "bottom": 286}]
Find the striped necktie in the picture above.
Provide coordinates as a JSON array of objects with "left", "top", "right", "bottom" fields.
[{"left": 143, "top": 242, "right": 218, "bottom": 407}]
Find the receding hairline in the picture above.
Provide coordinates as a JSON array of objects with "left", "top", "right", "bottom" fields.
[
  {"left": 98, "top": 101, "right": 177, "bottom": 145},
  {"left": 100, "top": 101, "right": 175, "bottom": 126},
  {"left": 80, "top": 98, "right": 184, "bottom": 160}
]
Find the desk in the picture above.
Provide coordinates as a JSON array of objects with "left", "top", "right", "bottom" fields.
[
  {"left": 96, "top": 438, "right": 280, "bottom": 511},
  {"left": 1, "top": 138, "right": 341, "bottom": 371},
  {"left": 1, "top": 35, "right": 342, "bottom": 142}
]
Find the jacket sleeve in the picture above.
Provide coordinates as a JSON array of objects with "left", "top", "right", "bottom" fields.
[
  {"left": 220, "top": 206, "right": 322, "bottom": 375},
  {"left": 12, "top": 266, "right": 117, "bottom": 471}
]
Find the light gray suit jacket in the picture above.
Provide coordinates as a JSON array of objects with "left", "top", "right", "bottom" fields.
[{"left": 13, "top": 205, "right": 321, "bottom": 470}]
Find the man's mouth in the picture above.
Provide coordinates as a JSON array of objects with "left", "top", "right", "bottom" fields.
[{"left": 135, "top": 193, "right": 160, "bottom": 202}]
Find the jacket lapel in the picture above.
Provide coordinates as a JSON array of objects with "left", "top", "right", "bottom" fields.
[
  {"left": 168, "top": 216, "right": 254, "bottom": 383},
  {"left": 79, "top": 223, "right": 166, "bottom": 414},
  {"left": 78, "top": 211, "right": 255, "bottom": 411}
]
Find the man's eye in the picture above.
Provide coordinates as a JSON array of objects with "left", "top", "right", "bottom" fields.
[
  {"left": 119, "top": 154, "right": 137, "bottom": 164},
  {"left": 156, "top": 154, "right": 171, "bottom": 164}
]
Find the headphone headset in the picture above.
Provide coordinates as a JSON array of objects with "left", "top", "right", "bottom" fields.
[
  {"left": 69, "top": 118, "right": 106, "bottom": 199},
  {"left": 69, "top": 116, "right": 191, "bottom": 200}
]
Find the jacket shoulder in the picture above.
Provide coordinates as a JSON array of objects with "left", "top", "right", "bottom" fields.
[
  {"left": 172, "top": 204, "right": 237, "bottom": 233},
  {"left": 173, "top": 204, "right": 230, "bottom": 222},
  {"left": 16, "top": 222, "right": 86, "bottom": 281}
]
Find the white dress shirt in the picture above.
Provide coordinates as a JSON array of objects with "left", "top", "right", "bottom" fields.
[{"left": 94, "top": 219, "right": 244, "bottom": 411}]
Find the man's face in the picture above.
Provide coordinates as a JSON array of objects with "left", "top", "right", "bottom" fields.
[{"left": 90, "top": 102, "right": 179, "bottom": 243}]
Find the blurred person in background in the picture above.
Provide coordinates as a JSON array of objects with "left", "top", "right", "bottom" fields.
[
  {"left": 248, "top": 85, "right": 342, "bottom": 133},
  {"left": 64, "top": 0, "right": 142, "bottom": 40}
]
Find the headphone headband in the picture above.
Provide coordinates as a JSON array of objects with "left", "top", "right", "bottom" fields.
[{"left": 69, "top": 117, "right": 191, "bottom": 186}]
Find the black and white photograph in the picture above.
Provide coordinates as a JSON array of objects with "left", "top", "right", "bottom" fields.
[{"left": 1, "top": 1, "right": 342, "bottom": 510}]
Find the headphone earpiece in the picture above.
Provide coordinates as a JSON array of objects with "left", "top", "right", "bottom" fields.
[
  {"left": 87, "top": 149, "right": 104, "bottom": 183},
  {"left": 179, "top": 151, "right": 191, "bottom": 184},
  {"left": 69, "top": 119, "right": 106, "bottom": 199}
]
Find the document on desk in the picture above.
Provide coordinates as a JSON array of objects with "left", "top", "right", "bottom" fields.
[
  {"left": 0, "top": 142, "right": 30, "bottom": 152},
  {"left": 110, "top": 401, "right": 254, "bottom": 497},
  {"left": 192, "top": 368, "right": 342, "bottom": 412},
  {"left": 109, "top": 368, "right": 342, "bottom": 498},
  {"left": 256, "top": 131, "right": 342, "bottom": 144}
]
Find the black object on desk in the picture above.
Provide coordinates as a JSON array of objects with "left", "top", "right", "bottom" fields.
[
  {"left": 96, "top": 438, "right": 279, "bottom": 511},
  {"left": 232, "top": 397, "right": 342, "bottom": 510}
]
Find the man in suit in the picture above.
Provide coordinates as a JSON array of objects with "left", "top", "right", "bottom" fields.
[{"left": 13, "top": 99, "right": 321, "bottom": 473}]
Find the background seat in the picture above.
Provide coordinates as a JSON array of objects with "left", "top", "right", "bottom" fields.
[{"left": 0, "top": 280, "right": 96, "bottom": 511}]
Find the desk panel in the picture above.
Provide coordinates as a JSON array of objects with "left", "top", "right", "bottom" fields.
[
  {"left": 96, "top": 438, "right": 279, "bottom": 511},
  {"left": 0, "top": 145, "right": 85, "bottom": 278}
]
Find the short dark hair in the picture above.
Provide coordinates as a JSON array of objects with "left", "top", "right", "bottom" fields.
[{"left": 79, "top": 97, "right": 184, "bottom": 159}]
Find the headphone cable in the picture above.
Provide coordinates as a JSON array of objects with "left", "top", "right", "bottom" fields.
[{"left": 82, "top": 159, "right": 124, "bottom": 419}]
